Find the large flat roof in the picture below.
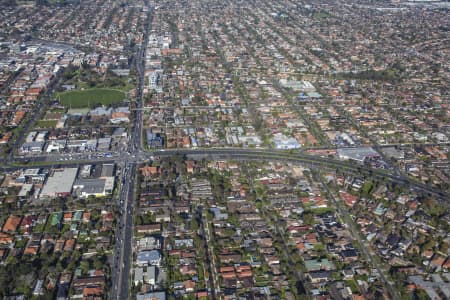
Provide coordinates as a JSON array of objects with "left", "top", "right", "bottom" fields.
[
  {"left": 73, "top": 178, "right": 106, "bottom": 194},
  {"left": 337, "top": 147, "right": 379, "bottom": 162},
  {"left": 101, "top": 164, "right": 114, "bottom": 177},
  {"left": 137, "top": 250, "right": 161, "bottom": 262},
  {"left": 40, "top": 168, "right": 78, "bottom": 197}
]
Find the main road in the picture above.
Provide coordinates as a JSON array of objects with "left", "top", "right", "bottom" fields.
[
  {"left": 153, "top": 148, "right": 450, "bottom": 202},
  {"left": 110, "top": 1, "right": 152, "bottom": 299},
  {"left": 111, "top": 163, "right": 135, "bottom": 299},
  {"left": 3, "top": 147, "right": 449, "bottom": 204}
]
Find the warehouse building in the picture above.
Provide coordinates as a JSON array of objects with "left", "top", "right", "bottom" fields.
[
  {"left": 337, "top": 147, "right": 380, "bottom": 164},
  {"left": 40, "top": 168, "right": 78, "bottom": 198},
  {"left": 72, "top": 177, "right": 114, "bottom": 198}
]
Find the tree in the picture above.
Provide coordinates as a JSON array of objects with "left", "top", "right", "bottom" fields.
[
  {"left": 92, "top": 252, "right": 107, "bottom": 271},
  {"left": 302, "top": 211, "right": 315, "bottom": 225},
  {"left": 439, "top": 242, "right": 449, "bottom": 253},
  {"left": 80, "top": 260, "right": 89, "bottom": 274},
  {"left": 415, "top": 288, "right": 429, "bottom": 300}
]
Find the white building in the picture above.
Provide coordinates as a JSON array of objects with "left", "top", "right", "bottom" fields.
[
  {"left": 134, "top": 266, "right": 156, "bottom": 286},
  {"left": 40, "top": 168, "right": 78, "bottom": 198},
  {"left": 137, "top": 250, "right": 161, "bottom": 267},
  {"left": 337, "top": 147, "right": 380, "bottom": 163}
]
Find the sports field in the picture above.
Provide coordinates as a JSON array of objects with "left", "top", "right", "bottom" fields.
[
  {"left": 35, "top": 120, "right": 58, "bottom": 128},
  {"left": 58, "top": 88, "right": 126, "bottom": 108}
]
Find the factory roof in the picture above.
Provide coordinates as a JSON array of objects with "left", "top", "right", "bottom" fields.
[{"left": 40, "top": 168, "right": 78, "bottom": 197}]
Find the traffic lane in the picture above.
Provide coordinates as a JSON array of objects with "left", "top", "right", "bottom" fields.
[
  {"left": 112, "top": 163, "right": 134, "bottom": 299},
  {"left": 111, "top": 170, "right": 130, "bottom": 299},
  {"left": 118, "top": 163, "right": 135, "bottom": 300}
]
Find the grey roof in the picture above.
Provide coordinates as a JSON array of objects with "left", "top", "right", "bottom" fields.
[
  {"left": 90, "top": 106, "right": 112, "bottom": 116},
  {"left": 41, "top": 168, "right": 78, "bottom": 197},
  {"left": 134, "top": 268, "right": 144, "bottom": 282},
  {"left": 101, "top": 164, "right": 114, "bottom": 177},
  {"left": 409, "top": 275, "right": 450, "bottom": 300},
  {"left": 73, "top": 178, "right": 106, "bottom": 194},
  {"left": 174, "top": 239, "right": 193, "bottom": 248},
  {"left": 22, "top": 141, "right": 45, "bottom": 149},
  {"left": 136, "top": 291, "right": 165, "bottom": 300},
  {"left": 112, "top": 127, "right": 126, "bottom": 137},
  {"left": 114, "top": 107, "right": 130, "bottom": 113},
  {"left": 381, "top": 147, "right": 405, "bottom": 159},
  {"left": 112, "top": 69, "right": 130, "bottom": 76},
  {"left": 23, "top": 168, "right": 41, "bottom": 176},
  {"left": 306, "top": 91, "right": 322, "bottom": 98},
  {"left": 308, "top": 270, "right": 332, "bottom": 279},
  {"left": 137, "top": 250, "right": 161, "bottom": 262},
  {"left": 146, "top": 265, "right": 156, "bottom": 280},
  {"left": 337, "top": 147, "right": 379, "bottom": 162}
]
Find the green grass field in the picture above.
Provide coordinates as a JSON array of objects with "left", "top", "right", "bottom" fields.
[
  {"left": 35, "top": 120, "right": 58, "bottom": 129},
  {"left": 58, "top": 88, "right": 126, "bottom": 108}
]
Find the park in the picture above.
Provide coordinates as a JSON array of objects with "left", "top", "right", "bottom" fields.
[{"left": 58, "top": 88, "right": 126, "bottom": 108}]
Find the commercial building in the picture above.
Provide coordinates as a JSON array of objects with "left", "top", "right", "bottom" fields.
[
  {"left": 279, "top": 79, "right": 316, "bottom": 92},
  {"left": 18, "top": 184, "right": 33, "bottom": 197},
  {"left": 273, "top": 133, "right": 301, "bottom": 149},
  {"left": 136, "top": 291, "right": 165, "bottom": 300},
  {"left": 40, "top": 168, "right": 78, "bottom": 198},
  {"left": 15, "top": 168, "right": 46, "bottom": 184},
  {"left": 337, "top": 147, "right": 380, "bottom": 164},
  {"left": 134, "top": 266, "right": 156, "bottom": 286},
  {"left": 20, "top": 141, "right": 45, "bottom": 154},
  {"left": 72, "top": 177, "right": 114, "bottom": 198},
  {"left": 137, "top": 250, "right": 161, "bottom": 267},
  {"left": 100, "top": 163, "right": 114, "bottom": 177}
]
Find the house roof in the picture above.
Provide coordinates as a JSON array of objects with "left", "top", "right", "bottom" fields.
[{"left": 3, "top": 215, "right": 22, "bottom": 232}]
